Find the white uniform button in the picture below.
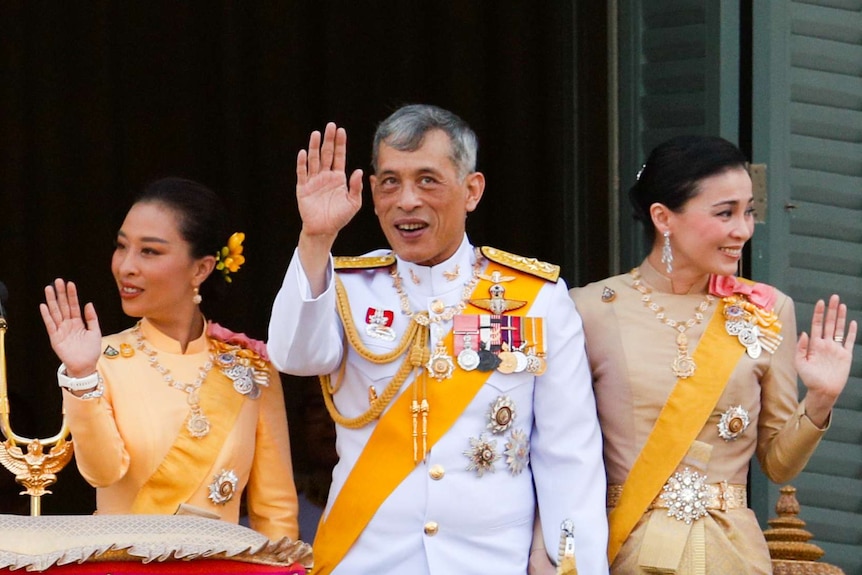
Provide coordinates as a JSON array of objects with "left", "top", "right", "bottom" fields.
[
  {"left": 429, "top": 464, "right": 445, "bottom": 480},
  {"left": 430, "top": 299, "right": 445, "bottom": 314},
  {"left": 424, "top": 521, "right": 439, "bottom": 536}
]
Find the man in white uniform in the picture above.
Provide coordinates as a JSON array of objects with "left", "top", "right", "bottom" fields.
[{"left": 267, "top": 104, "right": 608, "bottom": 575}]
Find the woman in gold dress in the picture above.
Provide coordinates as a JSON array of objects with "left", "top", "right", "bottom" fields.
[
  {"left": 574, "top": 136, "right": 856, "bottom": 574},
  {"left": 40, "top": 177, "right": 299, "bottom": 541},
  {"left": 532, "top": 135, "right": 856, "bottom": 574}
]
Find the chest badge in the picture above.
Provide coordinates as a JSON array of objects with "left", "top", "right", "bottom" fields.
[
  {"left": 717, "top": 405, "right": 750, "bottom": 441},
  {"left": 365, "top": 307, "right": 396, "bottom": 341}
]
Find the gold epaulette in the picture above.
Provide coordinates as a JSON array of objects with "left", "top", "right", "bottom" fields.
[
  {"left": 480, "top": 246, "right": 560, "bottom": 282},
  {"left": 334, "top": 254, "right": 396, "bottom": 270}
]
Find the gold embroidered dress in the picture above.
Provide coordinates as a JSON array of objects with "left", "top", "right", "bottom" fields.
[
  {"left": 570, "top": 260, "right": 826, "bottom": 574},
  {"left": 62, "top": 318, "right": 299, "bottom": 541}
]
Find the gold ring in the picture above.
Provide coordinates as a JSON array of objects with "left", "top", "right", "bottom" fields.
[{"left": 834, "top": 335, "right": 844, "bottom": 343}]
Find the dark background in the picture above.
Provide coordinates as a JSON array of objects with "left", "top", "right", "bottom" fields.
[{"left": 0, "top": 1, "right": 610, "bottom": 514}]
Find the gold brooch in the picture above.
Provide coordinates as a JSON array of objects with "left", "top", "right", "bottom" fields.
[
  {"left": 208, "top": 469, "right": 238, "bottom": 505},
  {"left": 717, "top": 405, "right": 750, "bottom": 441},
  {"left": 487, "top": 396, "right": 516, "bottom": 434},
  {"left": 464, "top": 434, "right": 500, "bottom": 477}
]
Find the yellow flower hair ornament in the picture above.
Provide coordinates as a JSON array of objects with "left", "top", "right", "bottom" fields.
[{"left": 216, "top": 232, "right": 246, "bottom": 283}]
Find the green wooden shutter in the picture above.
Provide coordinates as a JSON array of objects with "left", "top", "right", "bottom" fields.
[
  {"left": 617, "top": 0, "right": 740, "bottom": 269},
  {"left": 751, "top": 2, "right": 862, "bottom": 573}
]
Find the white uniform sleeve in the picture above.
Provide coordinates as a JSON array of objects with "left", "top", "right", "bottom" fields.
[
  {"left": 531, "top": 279, "right": 609, "bottom": 574},
  {"left": 267, "top": 248, "right": 344, "bottom": 376}
]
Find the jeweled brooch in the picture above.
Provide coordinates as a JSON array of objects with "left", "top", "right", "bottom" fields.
[
  {"left": 216, "top": 349, "right": 268, "bottom": 399},
  {"left": 660, "top": 467, "right": 710, "bottom": 524},
  {"left": 487, "top": 396, "right": 516, "bottom": 434},
  {"left": 208, "top": 469, "right": 238, "bottom": 505},
  {"left": 464, "top": 434, "right": 500, "bottom": 477},
  {"left": 717, "top": 405, "right": 750, "bottom": 441},
  {"left": 504, "top": 428, "right": 530, "bottom": 475}
]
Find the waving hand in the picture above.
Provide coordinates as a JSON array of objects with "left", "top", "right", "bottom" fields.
[
  {"left": 795, "top": 294, "right": 857, "bottom": 427},
  {"left": 39, "top": 279, "right": 102, "bottom": 378}
]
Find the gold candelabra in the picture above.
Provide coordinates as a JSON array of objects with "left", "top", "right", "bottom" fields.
[{"left": 0, "top": 314, "right": 73, "bottom": 516}]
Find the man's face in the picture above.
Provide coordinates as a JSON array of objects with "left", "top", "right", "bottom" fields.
[{"left": 370, "top": 129, "right": 484, "bottom": 266}]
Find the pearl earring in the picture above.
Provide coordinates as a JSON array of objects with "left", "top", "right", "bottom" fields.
[{"left": 192, "top": 287, "right": 202, "bottom": 305}]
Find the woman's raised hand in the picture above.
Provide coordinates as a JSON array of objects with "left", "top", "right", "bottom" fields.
[
  {"left": 39, "top": 279, "right": 102, "bottom": 378},
  {"left": 795, "top": 294, "right": 857, "bottom": 427}
]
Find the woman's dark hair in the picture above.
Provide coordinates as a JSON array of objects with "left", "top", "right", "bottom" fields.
[
  {"left": 629, "top": 135, "right": 749, "bottom": 240},
  {"left": 132, "top": 177, "right": 229, "bottom": 305}
]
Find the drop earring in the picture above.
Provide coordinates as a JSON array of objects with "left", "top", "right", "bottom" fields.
[
  {"left": 192, "top": 287, "right": 202, "bottom": 305},
  {"left": 661, "top": 230, "right": 674, "bottom": 274}
]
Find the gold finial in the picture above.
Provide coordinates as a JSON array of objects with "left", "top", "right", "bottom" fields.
[{"left": 764, "top": 485, "right": 845, "bottom": 574}]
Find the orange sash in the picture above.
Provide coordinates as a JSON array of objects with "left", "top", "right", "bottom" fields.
[
  {"left": 607, "top": 304, "right": 744, "bottom": 563},
  {"left": 131, "top": 368, "right": 246, "bottom": 514},
  {"left": 312, "top": 266, "right": 546, "bottom": 575}
]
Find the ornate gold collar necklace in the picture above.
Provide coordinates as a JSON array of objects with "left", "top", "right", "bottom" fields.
[
  {"left": 629, "top": 269, "right": 714, "bottom": 379},
  {"left": 133, "top": 322, "right": 215, "bottom": 438}
]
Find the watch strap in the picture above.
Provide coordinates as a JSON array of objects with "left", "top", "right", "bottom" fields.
[{"left": 57, "top": 364, "right": 101, "bottom": 391}]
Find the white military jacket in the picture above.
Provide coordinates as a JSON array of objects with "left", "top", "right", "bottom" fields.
[{"left": 268, "top": 236, "right": 608, "bottom": 575}]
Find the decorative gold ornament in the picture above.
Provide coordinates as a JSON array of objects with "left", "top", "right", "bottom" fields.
[
  {"left": 464, "top": 434, "right": 499, "bottom": 477},
  {"left": 487, "top": 396, "right": 516, "bottom": 434},
  {"left": 208, "top": 469, "right": 238, "bottom": 505},
  {"left": 133, "top": 323, "right": 215, "bottom": 439},
  {"left": 630, "top": 269, "right": 714, "bottom": 379},
  {"left": 0, "top": 438, "right": 73, "bottom": 499},
  {"left": 426, "top": 341, "right": 455, "bottom": 381},
  {"left": 721, "top": 296, "right": 783, "bottom": 358},
  {"left": 443, "top": 264, "right": 460, "bottom": 281},
  {"left": 717, "top": 405, "right": 750, "bottom": 441}
]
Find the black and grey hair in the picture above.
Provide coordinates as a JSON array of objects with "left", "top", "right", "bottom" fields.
[{"left": 371, "top": 104, "right": 478, "bottom": 180}]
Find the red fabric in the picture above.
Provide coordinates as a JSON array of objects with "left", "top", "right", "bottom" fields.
[
  {"left": 708, "top": 274, "right": 777, "bottom": 310},
  {"left": 0, "top": 560, "right": 306, "bottom": 575},
  {"left": 207, "top": 321, "right": 270, "bottom": 361}
]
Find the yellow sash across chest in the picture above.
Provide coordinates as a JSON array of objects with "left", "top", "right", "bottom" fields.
[
  {"left": 311, "top": 265, "right": 546, "bottom": 575},
  {"left": 131, "top": 367, "right": 246, "bottom": 514},
  {"left": 607, "top": 303, "right": 745, "bottom": 564}
]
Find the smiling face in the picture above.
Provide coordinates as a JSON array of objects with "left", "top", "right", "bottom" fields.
[
  {"left": 653, "top": 167, "right": 755, "bottom": 280},
  {"left": 370, "top": 129, "right": 484, "bottom": 266},
  {"left": 111, "top": 201, "right": 213, "bottom": 331}
]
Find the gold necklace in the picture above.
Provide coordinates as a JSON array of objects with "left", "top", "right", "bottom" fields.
[
  {"left": 630, "top": 269, "right": 714, "bottom": 379},
  {"left": 390, "top": 249, "right": 484, "bottom": 326},
  {"left": 390, "top": 249, "right": 484, "bottom": 461},
  {"left": 133, "top": 322, "right": 215, "bottom": 438}
]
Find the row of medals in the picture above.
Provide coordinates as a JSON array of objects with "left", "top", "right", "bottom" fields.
[{"left": 427, "top": 334, "right": 547, "bottom": 380}]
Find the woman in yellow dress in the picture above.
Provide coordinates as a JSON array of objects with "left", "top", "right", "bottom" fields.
[
  {"left": 40, "top": 177, "right": 299, "bottom": 541},
  {"left": 570, "top": 135, "right": 856, "bottom": 574}
]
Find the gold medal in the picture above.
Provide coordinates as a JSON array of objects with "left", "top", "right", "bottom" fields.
[{"left": 496, "top": 351, "right": 517, "bottom": 374}]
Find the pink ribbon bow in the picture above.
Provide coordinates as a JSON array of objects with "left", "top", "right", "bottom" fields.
[
  {"left": 709, "top": 275, "right": 777, "bottom": 311},
  {"left": 207, "top": 321, "right": 270, "bottom": 361}
]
